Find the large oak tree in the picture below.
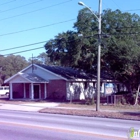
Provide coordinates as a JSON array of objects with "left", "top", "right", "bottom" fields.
[{"left": 44, "top": 9, "right": 140, "bottom": 95}]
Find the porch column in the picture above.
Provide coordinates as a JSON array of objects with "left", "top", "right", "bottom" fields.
[
  {"left": 23, "top": 83, "right": 26, "bottom": 98},
  {"left": 31, "top": 83, "right": 34, "bottom": 100},
  {"left": 104, "top": 82, "right": 106, "bottom": 95},
  {"left": 9, "top": 83, "right": 13, "bottom": 100},
  {"left": 44, "top": 83, "right": 47, "bottom": 99},
  {"left": 101, "top": 82, "right": 105, "bottom": 95},
  {"left": 39, "top": 85, "right": 41, "bottom": 99}
]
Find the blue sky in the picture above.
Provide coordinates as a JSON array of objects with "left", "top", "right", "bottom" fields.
[{"left": 0, "top": 0, "right": 140, "bottom": 60}]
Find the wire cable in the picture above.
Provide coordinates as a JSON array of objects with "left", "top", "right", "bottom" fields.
[
  {"left": 0, "top": 0, "right": 44, "bottom": 13},
  {"left": 124, "top": 9, "right": 140, "bottom": 12},
  {"left": 0, "top": 0, "right": 72, "bottom": 21},
  {"left": 0, "top": 0, "right": 16, "bottom": 6},
  {"left": 111, "top": 0, "right": 121, "bottom": 9},
  {"left": 0, "top": 18, "right": 76, "bottom": 37},
  {"left": 4, "top": 46, "right": 44, "bottom": 56},
  {"left": 0, "top": 41, "right": 47, "bottom": 52},
  {"left": 2, "top": 32, "right": 140, "bottom": 56}
]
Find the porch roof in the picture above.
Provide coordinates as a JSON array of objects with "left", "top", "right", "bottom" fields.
[
  {"left": 5, "top": 72, "right": 49, "bottom": 83},
  {"left": 19, "top": 73, "right": 49, "bottom": 83}
]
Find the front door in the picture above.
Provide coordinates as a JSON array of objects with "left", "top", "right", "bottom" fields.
[{"left": 34, "top": 85, "right": 40, "bottom": 99}]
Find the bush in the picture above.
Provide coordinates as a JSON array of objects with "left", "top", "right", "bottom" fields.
[
  {"left": 115, "top": 91, "right": 129, "bottom": 95},
  {"left": 123, "top": 94, "right": 135, "bottom": 105},
  {"left": 115, "top": 93, "right": 136, "bottom": 105},
  {"left": 85, "top": 97, "right": 95, "bottom": 105},
  {"left": 121, "top": 96, "right": 127, "bottom": 105}
]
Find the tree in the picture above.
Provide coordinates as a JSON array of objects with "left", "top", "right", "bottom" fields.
[
  {"left": 0, "top": 55, "right": 28, "bottom": 85},
  {"left": 101, "top": 10, "right": 140, "bottom": 91},
  {"left": 45, "top": 30, "right": 96, "bottom": 71},
  {"left": 44, "top": 8, "right": 140, "bottom": 101},
  {"left": 28, "top": 52, "right": 52, "bottom": 65}
]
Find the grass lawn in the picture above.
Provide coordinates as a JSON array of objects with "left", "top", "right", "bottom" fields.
[
  {"left": 0, "top": 98, "right": 139, "bottom": 120},
  {"left": 40, "top": 102, "right": 140, "bottom": 121},
  {"left": 58, "top": 102, "right": 140, "bottom": 112}
]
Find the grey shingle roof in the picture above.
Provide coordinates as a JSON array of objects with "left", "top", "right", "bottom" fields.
[{"left": 36, "top": 64, "right": 92, "bottom": 80}]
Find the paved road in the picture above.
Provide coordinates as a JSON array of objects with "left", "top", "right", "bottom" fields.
[{"left": 0, "top": 110, "right": 139, "bottom": 140}]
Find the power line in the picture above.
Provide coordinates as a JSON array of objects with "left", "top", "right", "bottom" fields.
[
  {"left": 0, "top": 36, "right": 92, "bottom": 55},
  {"left": 115, "top": 26, "right": 140, "bottom": 29},
  {"left": 124, "top": 9, "right": 140, "bottom": 12},
  {"left": 109, "top": 32, "right": 140, "bottom": 36},
  {"left": 0, "top": 41, "right": 47, "bottom": 52},
  {"left": 2, "top": 32, "right": 140, "bottom": 56},
  {"left": 0, "top": 0, "right": 16, "bottom": 6},
  {"left": 0, "top": 18, "right": 75, "bottom": 37},
  {"left": 4, "top": 46, "right": 44, "bottom": 56},
  {"left": 0, "top": 36, "right": 95, "bottom": 56},
  {"left": 0, "top": 0, "right": 72, "bottom": 22},
  {"left": 111, "top": 0, "right": 121, "bottom": 9},
  {"left": 0, "top": 19, "right": 138, "bottom": 38},
  {"left": 0, "top": 18, "right": 138, "bottom": 38},
  {"left": 0, "top": 0, "right": 44, "bottom": 13}
]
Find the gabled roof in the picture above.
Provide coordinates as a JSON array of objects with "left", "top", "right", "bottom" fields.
[
  {"left": 19, "top": 73, "right": 48, "bottom": 83},
  {"left": 4, "top": 72, "right": 48, "bottom": 83},
  {"left": 5, "top": 64, "right": 93, "bottom": 83},
  {"left": 36, "top": 64, "right": 92, "bottom": 80}
]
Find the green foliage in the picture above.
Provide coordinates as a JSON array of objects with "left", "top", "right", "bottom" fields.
[
  {"left": 0, "top": 55, "right": 28, "bottom": 85},
  {"left": 45, "top": 30, "right": 96, "bottom": 71},
  {"left": 44, "top": 8, "right": 140, "bottom": 92},
  {"left": 101, "top": 10, "right": 140, "bottom": 90},
  {"left": 122, "top": 94, "right": 135, "bottom": 105},
  {"left": 28, "top": 52, "right": 52, "bottom": 65}
]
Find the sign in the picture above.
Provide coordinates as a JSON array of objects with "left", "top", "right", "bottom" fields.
[
  {"left": 105, "top": 83, "right": 114, "bottom": 95},
  {"left": 128, "top": 127, "right": 140, "bottom": 140}
]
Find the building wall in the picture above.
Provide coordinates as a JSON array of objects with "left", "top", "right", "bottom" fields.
[
  {"left": 47, "top": 80, "right": 66, "bottom": 100},
  {"left": 12, "top": 83, "right": 47, "bottom": 99},
  {"left": 12, "top": 83, "right": 24, "bottom": 98},
  {"left": 25, "top": 83, "right": 30, "bottom": 98},
  {"left": 66, "top": 81, "right": 96, "bottom": 100}
]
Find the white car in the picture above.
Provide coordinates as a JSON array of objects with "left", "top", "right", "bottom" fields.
[{"left": 0, "top": 86, "right": 9, "bottom": 96}]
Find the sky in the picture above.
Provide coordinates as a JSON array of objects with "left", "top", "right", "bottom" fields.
[{"left": 0, "top": 0, "right": 140, "bottom": 60}]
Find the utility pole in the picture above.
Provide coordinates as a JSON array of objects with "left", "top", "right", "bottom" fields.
[
  {"left": 78, "top": 0, "right": 102, "bottom": 111},
  {"left": 96, "top": 0, "right": 102, "bottom": 111}
]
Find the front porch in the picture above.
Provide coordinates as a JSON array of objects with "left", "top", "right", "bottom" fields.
[
  {"left": 6, "top": 72, "right": 49, "bottom": 100},
  {"left": 9, "top": 83, "right": 48, "bottom": 100}
]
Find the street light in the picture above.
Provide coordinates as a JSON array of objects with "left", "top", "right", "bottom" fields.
[{"left": 78, "top": 1, "right": 102, "bottom": 111}]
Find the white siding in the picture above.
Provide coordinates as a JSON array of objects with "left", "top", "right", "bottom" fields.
[
  {"left": 66, "top": 81, "right": 96, "bottom": 100},
  {"left": 9, "top": 75, "right": 29, "bottom": 83}
]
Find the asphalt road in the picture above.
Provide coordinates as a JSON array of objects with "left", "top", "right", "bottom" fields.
[{"left": 0, "top": 110, "right": 139, "bottom": 140}]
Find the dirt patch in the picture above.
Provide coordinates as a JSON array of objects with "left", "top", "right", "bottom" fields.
[
  {"left": 39, "top": 108, "right": 140, "bottom": 121},
  {"left": 58, "top": 103, "right": 140, "bottom": 112}
]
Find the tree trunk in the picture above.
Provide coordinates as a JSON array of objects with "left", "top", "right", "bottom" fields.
[{"left": 134, "top": 84, "right": 140, "bottom": 106}]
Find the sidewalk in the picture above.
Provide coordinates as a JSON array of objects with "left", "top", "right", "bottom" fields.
[
  {"left": 0, "top": 99, "right": 139, "bottom": 115},
  {"left": 0, "top": 102, "right": 117, "bottom": 112},
  {"left": 0, "top": 102, "right": 59, "bottom": 112}
]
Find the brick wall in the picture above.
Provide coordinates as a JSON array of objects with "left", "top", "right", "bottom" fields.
[
  {"left": 12, "top": 83, "right": 24, "bottom": 98},
  {"left": 47, "top": 80, "right": 66, "bottom": 100}
]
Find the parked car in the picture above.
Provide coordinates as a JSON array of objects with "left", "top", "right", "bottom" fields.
[{"left": 0, "top": 86, "right": 9, "bottom": 96}]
